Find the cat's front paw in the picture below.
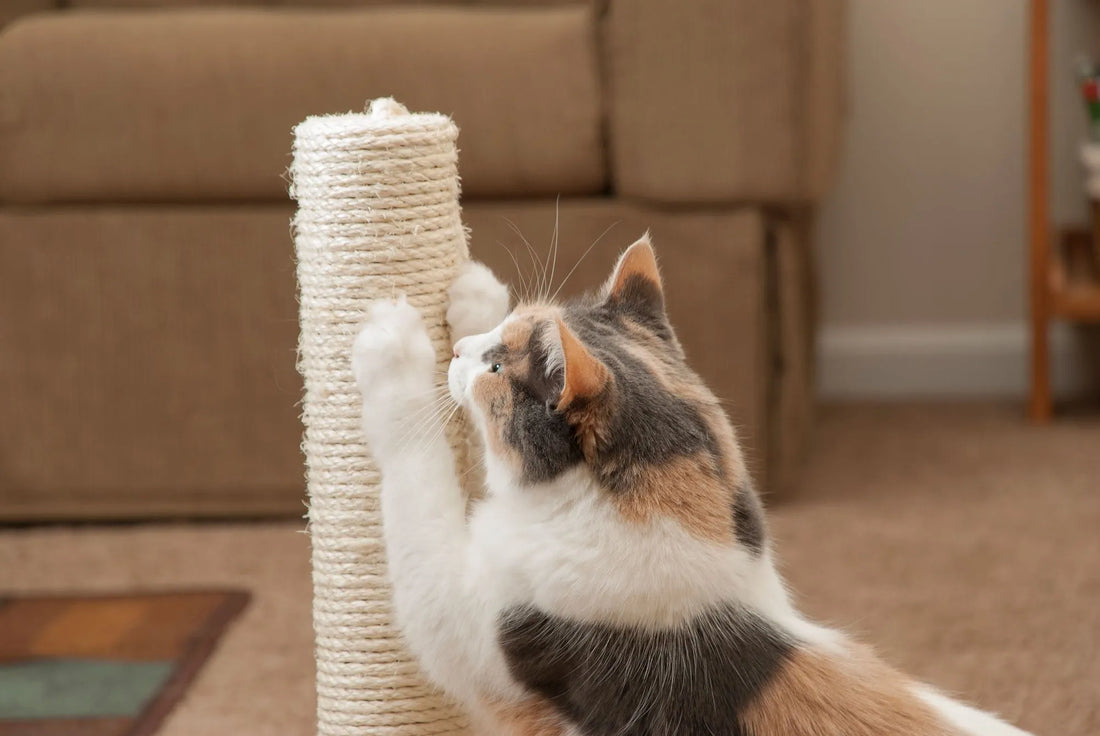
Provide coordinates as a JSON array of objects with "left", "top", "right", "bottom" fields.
[
  {"left": 352, "top": 297, "right": 436, "bottom": 448},
  {"left": 447, "top": 261, "right": 510, "bottom": 341}
]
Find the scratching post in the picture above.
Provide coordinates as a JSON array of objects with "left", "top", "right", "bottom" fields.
[{"left": 291, "top": 98, "right": 470, "bottom": 736}]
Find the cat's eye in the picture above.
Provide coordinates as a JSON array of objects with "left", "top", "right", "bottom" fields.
[{"left": 489, "top": 363, "right": 503, "bottom": 373}]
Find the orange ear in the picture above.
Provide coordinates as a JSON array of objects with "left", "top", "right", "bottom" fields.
[
  {"left": 605, "top": 233, "right": 664, "bottom": 314},
  {"left": 556, "top": 318, "right": 609, "bottom": 409}
]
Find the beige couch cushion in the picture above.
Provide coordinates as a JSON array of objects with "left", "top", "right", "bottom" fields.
[
  {"left": 605, "top": 0, "right": 845, "bottom": 203},
  {"left": 67, "top": 0, "right": 268, "bottom": 6},
  {"left": 0, "top": 0, "right": 55, "bottom": 29},
  {"left": 69, "top": 0, "right": 596, "bottom": 6},
  {"left": 0, "top": 205, "right": 305, "bottom": 519},
  {"left": 0, "top": 7, "right": 604, "bottom": 203},
  {"left": 0, "top": 201, "right": 773, "bottom": 519},
  {"left": 68, "top": 0, "right": 270, "bottom": 6}
]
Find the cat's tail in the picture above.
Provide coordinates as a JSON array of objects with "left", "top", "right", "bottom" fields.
[{"left": 914, "top": 685, "right": 1036, "bottom": 736}]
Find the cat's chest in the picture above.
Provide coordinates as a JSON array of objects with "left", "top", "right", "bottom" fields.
[{"left": 469, "top": 493, "right": 747, "bottom": 628}]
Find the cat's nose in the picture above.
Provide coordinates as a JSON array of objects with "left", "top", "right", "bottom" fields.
[{"left": 452, "top": 337, "right": 468, "bottom": 358}]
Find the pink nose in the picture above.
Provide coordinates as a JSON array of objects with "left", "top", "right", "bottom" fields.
[{"left": 452, "top": 337, "right": 468, "bottom": 358}]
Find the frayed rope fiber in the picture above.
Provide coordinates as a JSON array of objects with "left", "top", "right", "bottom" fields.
[{"left": 290, "top": 98, "right": 471, "bottom": 736}]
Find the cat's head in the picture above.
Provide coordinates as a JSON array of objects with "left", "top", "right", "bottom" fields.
[{"left": 449, "top": 235, "right": 749, "bottom": 538}]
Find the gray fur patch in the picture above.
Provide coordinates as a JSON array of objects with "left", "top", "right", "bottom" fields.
[
  {"left": 498, "top": 603, "right": 793, "bottom": 736},
  {"left": 567, "top": 307, "right": 720, "bottom": 492},
  {"left": 505, "top": 376, "right": 583, "bottom": 482},
  {"left": 733, "top": 485, "right": 767, "bottom": 555}
]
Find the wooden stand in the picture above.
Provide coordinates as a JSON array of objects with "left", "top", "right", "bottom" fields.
[{"left": 1029, "top": 0, "right": 1100, "bottom": 421}]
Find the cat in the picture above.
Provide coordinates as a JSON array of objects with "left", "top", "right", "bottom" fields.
[{"left": 351, "top": 234, "right": 1035, "bottom": 736}]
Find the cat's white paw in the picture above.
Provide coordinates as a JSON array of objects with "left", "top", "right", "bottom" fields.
[
  {"left": 447, "top": 261, "right": 510, "bottom": 342},
  {"left": 352, "top": 297, "right": 436, "bottom": 448}
]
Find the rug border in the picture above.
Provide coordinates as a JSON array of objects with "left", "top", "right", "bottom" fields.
[{"left": 128, "top": 590, "right": 250, "bottom": 736}]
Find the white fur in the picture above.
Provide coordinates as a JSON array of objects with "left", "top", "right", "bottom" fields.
[
  {"left": 450, "top": 320, "right": 506, "bottom": 409},
  {"left": 447, "top": 261, "right": 511, "bottom": 342},
  {"left": 354, "top": 263, "right": 1033, "bottom": 735},
  {"left": 915, "top": 686, "right": 1034, "bottom": 736}
]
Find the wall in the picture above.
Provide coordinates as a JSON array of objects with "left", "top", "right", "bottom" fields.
[{"left": 816, "top": 0, "right": 1099, "bottom": 398}]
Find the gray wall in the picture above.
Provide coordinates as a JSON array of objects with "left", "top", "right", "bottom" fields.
[{"left": 816, "top": 0, "right": 1098, "bottom": 398}]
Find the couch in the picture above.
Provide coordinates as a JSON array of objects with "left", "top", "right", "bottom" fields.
[{"left": 0, "top": 0, "right": 844, "bottom": 520}]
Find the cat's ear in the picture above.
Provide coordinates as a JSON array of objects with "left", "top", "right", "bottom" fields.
[
  {"left": 602, "top": 232, "right": 665, "bottom": 319},
  {"left": 553, "top": 318, "right": 609, "bottom": 410}
]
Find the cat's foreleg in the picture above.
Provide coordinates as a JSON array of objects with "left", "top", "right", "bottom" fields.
[{"left": 351, "top": 295, "right": 509, "bottom": 703}]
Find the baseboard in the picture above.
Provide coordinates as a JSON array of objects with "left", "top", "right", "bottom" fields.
[{"left": 818, "top": 322, "right": 1098, "bottom": 399}]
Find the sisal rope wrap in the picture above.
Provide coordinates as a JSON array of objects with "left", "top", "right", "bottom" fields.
[{"left": 291, "top": 97, "right": 470, "bottom": 736}]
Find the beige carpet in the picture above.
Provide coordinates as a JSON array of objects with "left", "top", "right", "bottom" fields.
[{"left": 0, "top": 403, "right": 1097, "bottom": 735}]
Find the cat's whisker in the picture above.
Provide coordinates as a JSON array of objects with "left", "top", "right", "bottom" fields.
[
  {"left": 401, "top": 384, "right": 451, "bottom": 402},
  {"left": 402, "top": 398, "right": 457, "bottom": 455},
  {"left": 503, "top": 217, "right": 545, "bottom": 303},
  {"left": 426, "top": 402, "right": 462, "bottom": 450},
  {"left": 456, "top": 449, "right": 488, "bottom": 490},
  {"left": 395, "top": 417, "right": 447, "bottom": 452},
  {"left": 458, "top": 459, "right": 483, "bottom": 482},
  {"left": 402, "top": 392, "right": 455, "bottom": 423},
  {"left": 550, "top": 220, "right": 620, "bottom": 303},
  {"left": 544, "top": 194, "right": 562, "bottom": 303},
  {"left": 396, "top": 404, "right": 455, "bottom": 452},
  {"left": 395, "top": 396, "right": 457, "bottom": 446},
  {"left": 402, "top": 393, "right": 453, "bottom": 423},
  {"left": 384, "top": 394, "right": 450, "bottom": 432},
  {"left": 495, "top": 239, "right": 531, "bottom": 303}
]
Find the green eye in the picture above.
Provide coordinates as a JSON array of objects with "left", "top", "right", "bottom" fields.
[{"left": 490, "top": 362, "right": 503, "bottom": 373}]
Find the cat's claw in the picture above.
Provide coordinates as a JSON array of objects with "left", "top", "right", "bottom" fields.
[{"left": 447, "top": 261, "right": 510, "bottom": 341}]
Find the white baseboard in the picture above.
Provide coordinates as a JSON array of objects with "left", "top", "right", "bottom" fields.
[{"left": 818, "top": 322, "right": 1098, "bottom": 399}]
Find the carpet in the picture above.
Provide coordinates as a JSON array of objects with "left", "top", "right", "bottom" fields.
[
  {"left": 0, "top": 591, "right": 248, "bottom": 736},
  {"left": 0, "top": 403, "right": 1096, "bottom": 735}
]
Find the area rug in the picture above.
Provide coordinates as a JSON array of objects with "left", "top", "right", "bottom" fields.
[{"left": 0, "top": 591, "right": 248, "bottom": 736}]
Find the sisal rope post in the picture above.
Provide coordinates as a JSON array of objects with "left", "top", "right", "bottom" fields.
[{"left": 290, "top": 98, "right": 470, "bottom": 736}]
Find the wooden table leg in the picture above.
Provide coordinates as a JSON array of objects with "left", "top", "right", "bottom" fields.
[
  {"left": 1029, "top": 308, "right": 1051, "bottom": 422},
  {"left": 1029, "top": 0, "right": 1052, "bottom": 422}
]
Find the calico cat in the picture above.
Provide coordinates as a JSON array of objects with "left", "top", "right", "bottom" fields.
[{"left": 351, "top": 235, "right": 1034, "bottom": 736}]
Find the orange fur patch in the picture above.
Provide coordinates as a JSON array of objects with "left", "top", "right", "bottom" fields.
[
  {"left": 611, "top": 335, "right": 751, "bottom": 544},
  {"left": 500, "top": 319, "right": 534, "bottom": 354},
  {"left": 742, "top": 646, "right": 958, "bottom": 736},
  {"left": 616, "top": 321, "right": 747, "bottom": 481},
  {"left": 615, "top": 452, "right": 734, "bottom": 544},
  {"left": 557, "top": 318, "right": 609, "bottom": 409},
  {"left": 472, "top": 371, "right": 520, "bottom": 464},
  {"left": 609, "top": 238, "right": 662, "bottom": 299},
  {"left": 501, "top": 305, "right": 559, "bottom": 353},
  {"left": 649, "top": 352, "right": 752, "bottom": 505},
  {"left": 700, "top": 401, "right": 751, "bottom": 494},
  {"left": 489, "top": 697, "right": 567, "bottom": 736},
  {"left": 618, "top": 338, "right": 676, "bottom": 391}
]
